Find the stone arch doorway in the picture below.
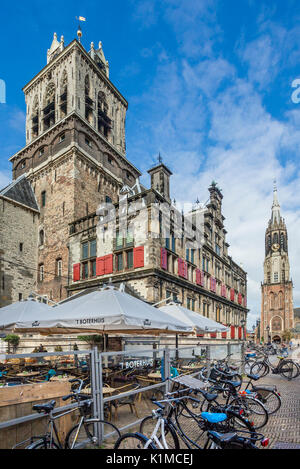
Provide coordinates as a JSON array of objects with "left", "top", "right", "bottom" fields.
[{"left": 272, "top": 335, "right": 281, "bottom": 344}]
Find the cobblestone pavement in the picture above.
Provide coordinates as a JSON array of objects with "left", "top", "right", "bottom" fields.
[{"left": 248, "top": 354, "right": 300, "bottom": 449}]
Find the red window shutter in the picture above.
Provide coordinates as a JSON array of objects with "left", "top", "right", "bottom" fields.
[
  {"left": 231, "top": 325, "right": 235, "bottom": 339},
  {"left": 73, "top": 263, "right": 80, "bottom": 282},
  {"left": 134, "top": 246, "right": 144, "bottom": 268},
  {"left": 105, "top": 254, "right": 114, "bottom": 274},
  {"left": 178, "top": 258, "right": 183, "bottom": 277},
  {"left": 230, "top": 288, "right": 235, "bottom": 301},
  {"left": 183, "top": 261, "right": 188, "bottom": 279},
  {"left": 238, "top": 293, "right": 242, "bottom": 305},
  {"left": 222, "top": 330, "right": 227, "bottom": 339},
  {"left": 200, "top": 271, "right": 204, "bottom": 286},
  {"left": 210, "top": 277, "right": 216, "bottom": 292},
  {"left": 96, "top": 257, "right": 105, "bottom": 276},
  {"left": 161, "top": 248, "right": 167, "bottom": 270},
  {"left": 197, "top": 333, "right": 204, "bottom": 337},
  {"left": 238, "top": 326, "right": 242, "bottom": 339},
  {"left": 196, "top": 269, "right": 201, "bottom": 285}
]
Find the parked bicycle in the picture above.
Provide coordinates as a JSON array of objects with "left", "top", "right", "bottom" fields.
[{"left": 13, "top": 379, "right": 121, "bottom": 449}]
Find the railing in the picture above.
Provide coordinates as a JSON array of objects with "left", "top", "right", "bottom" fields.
[{"left": 0, "top": 343, "right": 245, "bottom": 448}]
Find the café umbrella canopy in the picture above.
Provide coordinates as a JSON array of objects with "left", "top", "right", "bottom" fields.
[
  {"left": 14, "top": 286, "right": 192, "bottom": 336},
  {"left": 159, "top": 302, "right": 229, "bottom": 334},
  {"left": 0, "top": 297, "right": 53, "bottom": 333}
]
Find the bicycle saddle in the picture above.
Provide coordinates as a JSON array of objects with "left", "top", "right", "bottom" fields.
[
  {"left": 199, "top": 390, "right": 218, "bottom": 401},
  {"left": 32, "top": 400, "right": 56, "bottom": 414},
  {"left": 246, "top": 373, "right": 260, "bottom": 381},
  {"left": 208, "top": 431, "right": 237, "bottom": 443},
  {"left": 220, "top": 379, "right": 241, "bottom": 388},
  {"left": 201, "top": 412, "right": 227, "bottom": 423}
]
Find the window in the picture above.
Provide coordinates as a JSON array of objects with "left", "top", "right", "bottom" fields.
[
  {"left": 82, "top": 242, "right": 89, "bottom": 260},
  {"left": 19, "top": 293, "right": 23, "bottom": 301},
  {"left": 59, "top": 133, "right": 65, "bottom": 142},
  {"left": 56, "top": 259, "right": 62, "bottom": 277},
  {"left": 82, "top": 262, "right": 89, "bottom": 279},
  {"left": 191, "top": 249, "right": 195, "bottom": 264},
  {"left": 81, "top": 240, "right": 96, "bottom": 260},
  {"left": 107, "top": 156, "right": 114, "bottom": 165},
  {"left": 126, "top": 250, "right": 133, "bottom": 269},
  {"left": 39, "top": 230, "right": 44, "bottom": 246},
  {"left": 41, "top": 191, "right": 46, "bottom": 207},
  {"left": 274, "top": 272, "right": 278, "bottom": 283},
  {"left": 116, "top": 253, "right": 123, "bottom": 271},
  {"left": 85, "top": 137, "right": 91, "bottom": 147},
  {"left": 19, "top": 243, "right": 23, "bottom": 252},
  {"left": 91, "top": 259, "right": 96, "bottom": 277},
  {"left": 105, "top": 196, "right": 112, "bottom": 204},
  {"left": 39, "top": 264, "right": 44, "bottom": 282},
  {"left": 90, "top": 239, "right": 96, "bottom": 257},
  {"left": 39, "top": 148, "right": 44, "bottom": 157}
]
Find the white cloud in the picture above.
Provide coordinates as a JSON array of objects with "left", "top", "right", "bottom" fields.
[{"left": 128, "top": 4, "right": 300, "bottom": 329}]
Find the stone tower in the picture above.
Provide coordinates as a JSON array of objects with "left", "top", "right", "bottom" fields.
[
  {"left": 9, "top": 33, "right": 141, "bottom": 302},
  {"left": 261, "top": 183, "right": 294, "bottom": 342}
]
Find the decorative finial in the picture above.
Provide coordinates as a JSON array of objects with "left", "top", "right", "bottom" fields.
[
  {"left": 91, "top": 41, "right": 94, "bottom": 49},
  {"left": 158, "top": 152, "right": 163, "bottom": 164},
  {"left": 99, "top": 41, "right": 102, "bottom": 49},
  {"left": 195, "top": 197, "right": 200, "bottom": 204},
  {"left": 77, "top": 25, "right": 82, "bottom": 42}
]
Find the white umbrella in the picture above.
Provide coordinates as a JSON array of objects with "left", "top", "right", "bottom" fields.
[
  {"left": 159, "top": 302, "right": 228, "bottom": 334},
  {"left": 14, "top": 286, "right": 192, "bottom": 336},
  {"left": 0, "top": 298, "right": 53, "bottom": 333}
]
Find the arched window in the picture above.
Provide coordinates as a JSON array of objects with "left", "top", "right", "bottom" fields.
[
  {"left": 97, "top": 91, "right": 111, "bottom": 137},
  {"left": 32, "top": 96, "right": 39, "bottom": 138},
  {"left": 273, "top": 232, "right": 278, "bottom": 244},
  {"left": 271, "top": 316, "right": 282, "bottom": 332},
  {"left": 60, "top": 70, "right": 68, "bottom": 117},
  {"left": 270, "top": 292, "right": 274, "bottom": 309},
  {"left": 43, "top": 83, "right": 56, "bottom": 130},
  {"left": 85, "top": 75, "right": 93, "bottom": 123},
  {"left": 39, "top": 229, "right": 44, "bottom": 246},
  {"left": 278, "top": 291, "right": 283, "bottom": 309}
]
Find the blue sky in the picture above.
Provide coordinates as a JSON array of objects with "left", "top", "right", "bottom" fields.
[{"left": 1, "top": 0, "right": 300, "bottom": 327}]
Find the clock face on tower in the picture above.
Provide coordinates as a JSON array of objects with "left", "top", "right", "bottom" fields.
[{"left": 272, "top": 243, "right": 280, "bottom": 251}]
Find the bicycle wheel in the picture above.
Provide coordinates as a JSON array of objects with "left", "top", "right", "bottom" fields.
[
  {"left": 229, "top": 396, "right": 268, "bottom": 430},
  {"left": 139, "top": 416, "right": 179, "bottom": 449},
  {"left": 253, "top": 388, "right": 281, "bottom": 415},
  {"left": 250, "top": 362, "right": 269, "bottom": 378},
  {"left": 279, "top": 360, "right": 299, "bottom": 380},
  {"left": 65, "top": 420, "right": 121, "bottom": 449},
  {"left": 114, "top": 433, "right": 156, "bottom": 449},
  {"left": 26, "top": 440, "right": 60, "bottom": 449}
]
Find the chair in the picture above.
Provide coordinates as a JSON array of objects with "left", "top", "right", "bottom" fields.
[
  {"left": 134, "top": 376, "right": 164, "bottom": 403},
  {"left": 111, "top": 384, "right": 141, "bottom": 421}
]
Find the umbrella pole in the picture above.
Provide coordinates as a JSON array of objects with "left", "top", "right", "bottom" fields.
[
  {"left": 103, "top": 333, "right": 108, "bottom": 367},
  {"left": 175, "top": 334, "right": 179, "bottom": 363}
]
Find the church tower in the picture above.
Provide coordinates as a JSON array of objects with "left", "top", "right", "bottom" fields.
[
  {"left": 8, "top": 33, "right": 141, "bottom": 302},
  {"left": 261, "top": 183, "right": 294, "bottom": 342}
]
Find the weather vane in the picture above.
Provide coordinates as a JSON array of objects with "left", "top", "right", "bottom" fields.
[{"left": 76, "top": 16, "right": 86, "bottom": 43}]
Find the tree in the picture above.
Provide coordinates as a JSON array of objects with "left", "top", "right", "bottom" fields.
[
  {"left": 282, "top": 330, "right": 293, "bottom": 342},
  {"left": 77, "top": 335, "right": 104, "bottom": 350},
  {"left": 3, "top": 334, "right": 20, "bottom": 353}
]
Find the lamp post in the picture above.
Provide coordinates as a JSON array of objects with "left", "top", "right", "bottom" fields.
[{"left": 240, "top": 318, "right": 246, "bottom": 341}]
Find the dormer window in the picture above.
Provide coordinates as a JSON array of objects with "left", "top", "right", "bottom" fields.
[
  {"left": 85, "top": 137, "right": 92, "bottom": 147},
  {"left": 59, "top": 133, "right": 65, "bottom": 142},
  {"left": 39, "top": 148, "right": 44, "bottom": 157}
]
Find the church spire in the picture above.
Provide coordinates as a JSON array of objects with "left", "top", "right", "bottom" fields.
[{"left": 271, "top": 180, "right": 281, "bottom": 225}]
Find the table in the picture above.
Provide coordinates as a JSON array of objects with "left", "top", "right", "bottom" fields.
[
  {"left": 148, "top": 372, "right": 162, "bottom": 380},
  {"left": 81, "top": 386, "right": 116, "bottom": 395},
  {"left": 16, "top": 372, "right": 41, "bottom": 377},
  {"left": 50, "top": 375, "right": 77, "bottom": 382}
]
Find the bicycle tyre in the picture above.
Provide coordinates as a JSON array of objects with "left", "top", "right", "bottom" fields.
[
  {"left": 250, "top": 361, "right": 269, "bottom": 378},
  {"left": 26, "top": 440, "right": 60, "bottom": 449},
  {"left": 229, "top": 396, "right": 268, "bottom": 430},
  {"left": 114, "top": 432, "right": 156, "bottom": 449},
  {"left": 278, "top": 360, "right": 299, "bottom": 380},
  {"left": 139, "top": 416, "right": 180, "bottom": 449},
  {"left": 253, "top": 387, "right": 281, "bottom": 415},
  {"left": 65, "top": 420, "right": 121, "bottom": 449}
]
